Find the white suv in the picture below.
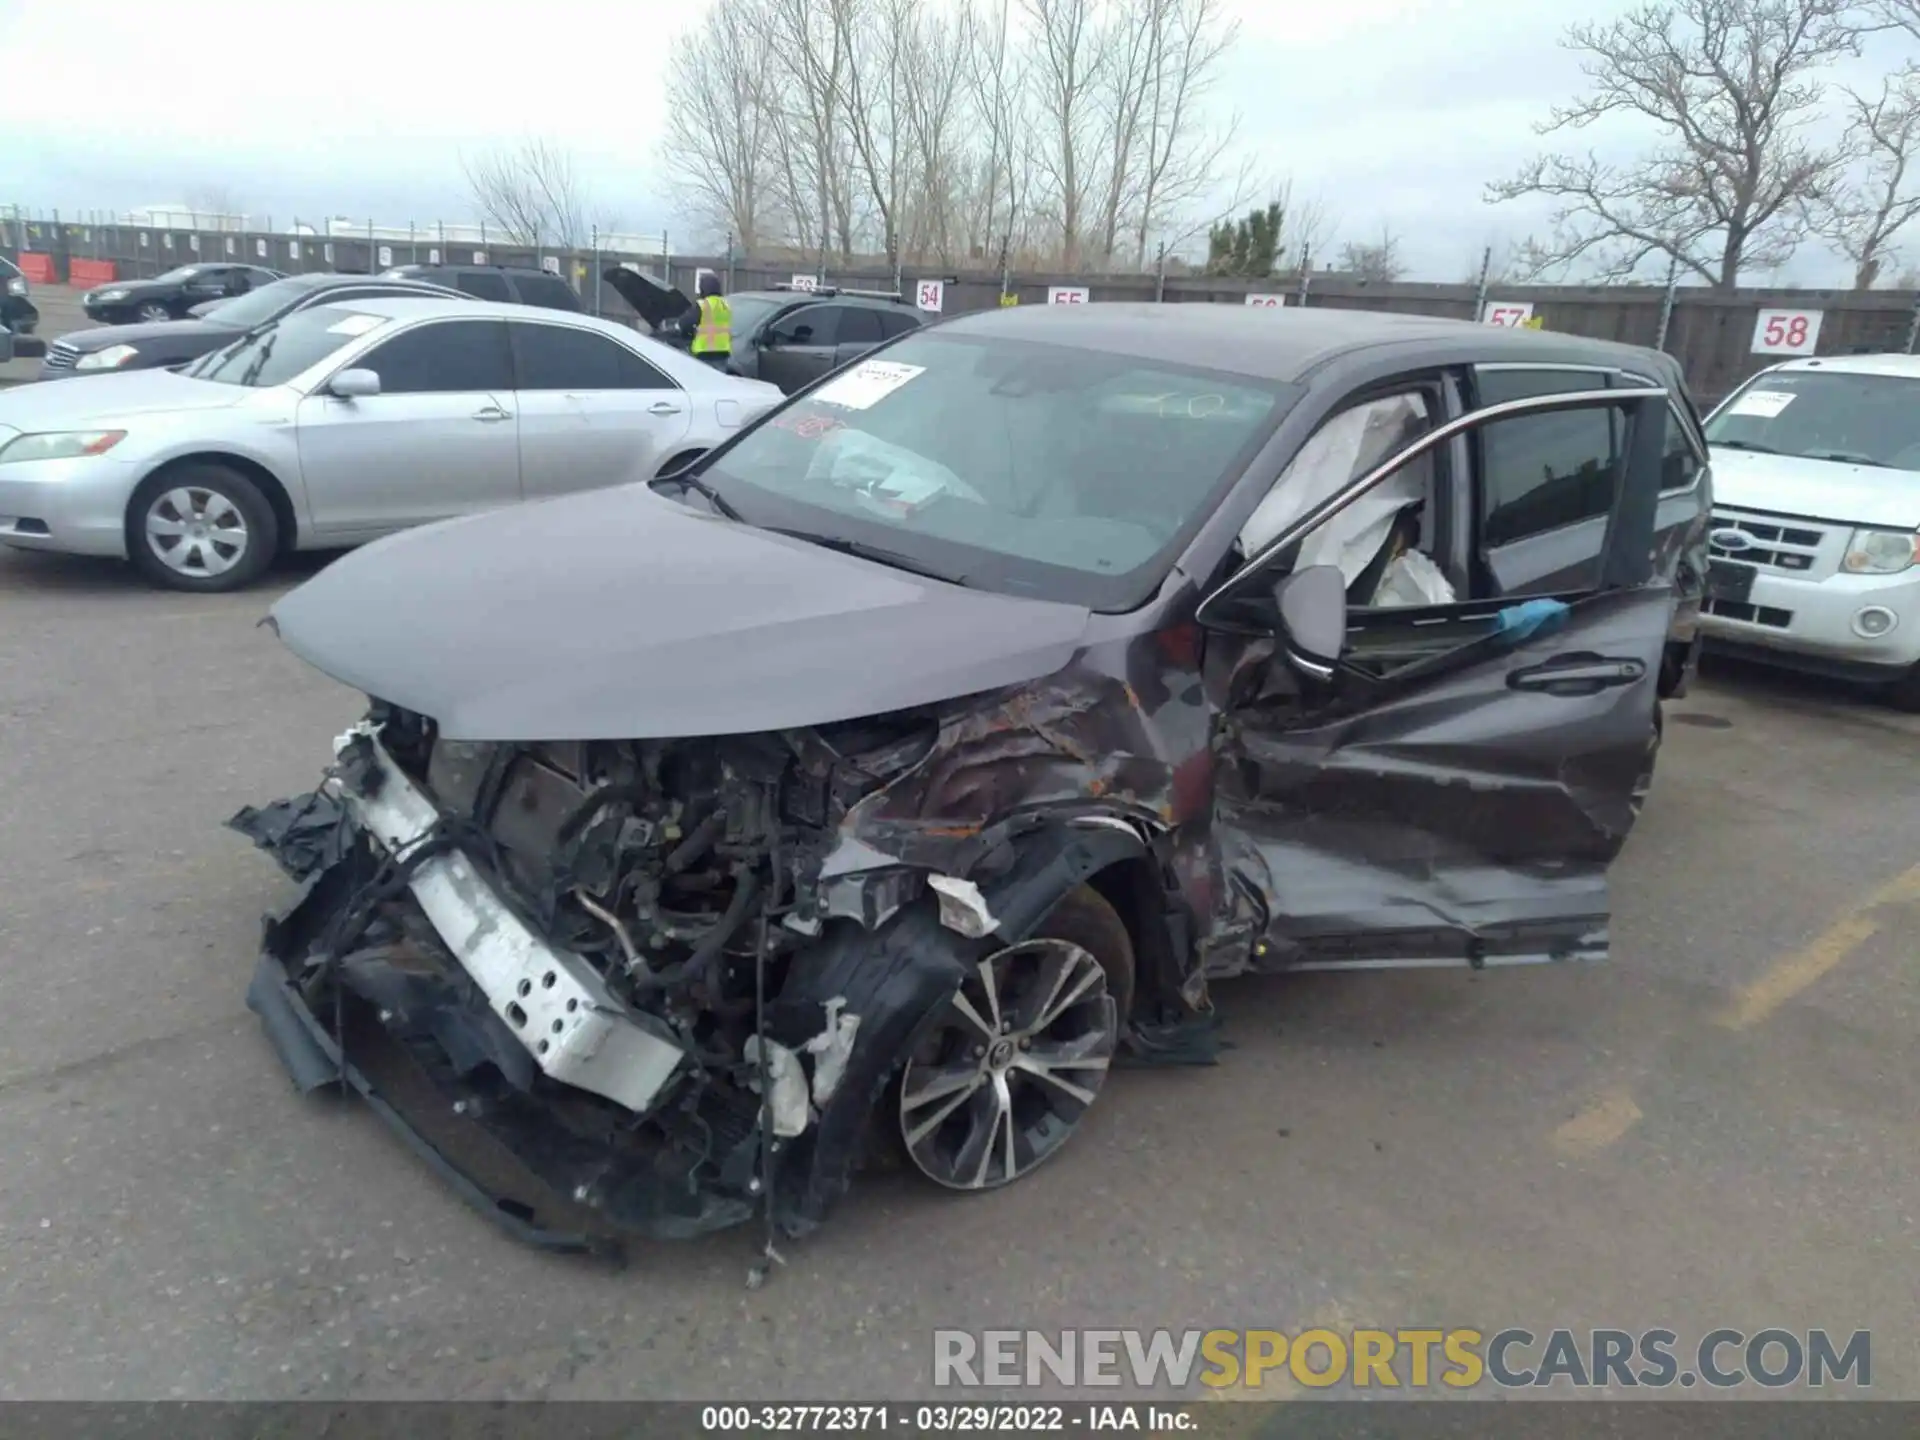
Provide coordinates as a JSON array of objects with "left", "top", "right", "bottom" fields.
[{"left": 1698, "top": 355, "right": 1920, "bottom": 709}]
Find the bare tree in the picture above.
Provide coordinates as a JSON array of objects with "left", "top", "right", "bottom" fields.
[
  {"left": 464, "top": 138, "right": 594, "bottom": 248},
  {"left": 1021, "top": 0, "right": 1107, "bottom": 268},
  {"left": 764, "top": 0, "right": 859, "bottom": 264},
  {"left": 1338, "top": 224, "right": 1406, "bottom": 281},
  {"left": 662, "top": 0, "right": 777, "bottom": 250},
  {"left": 184, "top": 184, "right": 240, "bottom": 222},
  {"left": 1814, "top": 66, "right": 1920, "bottom": 287},
  {"left": 1488, "top": 0, "right": 1863, "bottom": 288},
  {"left": 1265, "top": 175, "right": 1336, "bottom": 271},
  {"left": 1122, "top": 0, "right": 1241, "bottom": 268}
]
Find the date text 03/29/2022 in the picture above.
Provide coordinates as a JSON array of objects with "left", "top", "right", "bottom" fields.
[{"left": 701, "top": 1406, "right": 1194, "bottom": 1432}]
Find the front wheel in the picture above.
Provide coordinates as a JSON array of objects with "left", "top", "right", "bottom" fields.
[
  {"left": 1887, "top": 664, "right": 1920, "bottom": 714},
  {"left": 126, "top": 464, "right": 279, "bottom": 592},
  {"left": 135, "top": 301, "right": 173, "bottom": 323},
  {"left": 896, "top": 885, "right": 1134, "bottom": 1192}
]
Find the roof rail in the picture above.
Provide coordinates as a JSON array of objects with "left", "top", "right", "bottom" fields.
[{"left": 768, "top": 281, "right": 906, "bottom": 302}]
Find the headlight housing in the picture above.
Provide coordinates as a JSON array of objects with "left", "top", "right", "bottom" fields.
[
  {"left": 5, "top": 276, "right": 24, "bottom": 297},
  {"left": 1842, "top": 527, "right": 1920, "bottom": 575},
  {"left": 74, "top": 345, "right": 139, "bottom": 371},
  {"left": 0, "top": 430, "right": 127, "bottom": 464},
  {"left": 95, "top": 288, "right": 129, "bottom": 302}
]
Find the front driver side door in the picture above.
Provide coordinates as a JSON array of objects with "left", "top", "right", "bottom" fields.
[
  {"left": 295, "top": 317, "right": 522, "bottom": 540},
  {"left": 1198, "top": 382, "right": 1682, "bottom": 974},
  {"left": 757, "top": 303, "right": 843, "bottom": 393}
]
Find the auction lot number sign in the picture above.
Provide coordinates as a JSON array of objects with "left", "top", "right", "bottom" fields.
[
  {"left": 1048, "top": 285, "right": 1090, "bottom": 304},
  {"left": 1751, "top": 308, "right": 1823, "bottom": 356}
]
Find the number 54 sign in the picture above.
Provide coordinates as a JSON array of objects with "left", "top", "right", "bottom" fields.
[{"left": 1751, "top": 308, "right": 1822, "bottom": 356}]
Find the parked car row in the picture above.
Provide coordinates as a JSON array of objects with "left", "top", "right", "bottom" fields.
[{"left": 7, "top": 265, "right": 1917, "bottom": 713}]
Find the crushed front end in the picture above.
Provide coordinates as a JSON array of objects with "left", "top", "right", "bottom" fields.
[{"left": 235, "top": 701, "right": 982, "bottom": 1258}]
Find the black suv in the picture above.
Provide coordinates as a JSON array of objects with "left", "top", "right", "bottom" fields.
[
  {"left": 41, "top": 272, "right": 468, "bottom": 380},
  {"left": 80, "top": 263, "right": 286, "bottom": 325},
  {"left": 1, "top": 255, "right": 38, "bottom": 343},
  {"left": 603, "top": 271, "right": 924, "bottom": 393},
  {"left": 379, "top": 263, "right": 582, "bottom": 312}
]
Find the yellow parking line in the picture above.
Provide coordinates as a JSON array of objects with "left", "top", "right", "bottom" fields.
[
  {"left": 1551, "top": 1089, "right": 1644, "bottom": 1157},
  {"left": 1714, "top": 863, "right": 1920, "bottom": 1031}
]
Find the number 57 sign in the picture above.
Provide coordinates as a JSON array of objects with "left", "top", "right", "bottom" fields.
[{"left": 1751, "top": 308, "right": 1822, "bottom": 356}]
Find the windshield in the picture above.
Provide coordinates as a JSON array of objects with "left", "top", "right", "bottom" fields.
[
  {"left": 195, "top": 278, "right": 314, "bottom": 330},
  {"left": 151, "top": 265, "right": 207, "bottom": 284},
  {"left": 183, "top": 304, "right": 386, "bottom": 388},
  {"left": 1706, "top": 370, "right": 1920, "bottom": 470},
  {"left": 703, "top": 331, "right": 1293, "bottom": 609}
]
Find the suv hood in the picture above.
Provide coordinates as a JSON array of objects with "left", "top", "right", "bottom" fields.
[
  {"left": 0, "top": 366, "right": 245, "bottom": 423},
  {"left": 267, "top": 484, "right": 1094, "bottom": 742},
  {"left": 602, "top": 266, "right": 693, "bottom": 330},
  {"left": 57, "top": 318, "right": 239, "bottom": 353},
  {"left": 1710, "top": 447, "right": 1920, "bottom": 529}
]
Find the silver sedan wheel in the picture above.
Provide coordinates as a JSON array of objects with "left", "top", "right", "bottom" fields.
[
  {"left": 144, "top": 486, "right": 249, "bottom": 579},
  {"left": 136, "top": 302, "right": 171, "bottom": 322},
  {"left": 899, "top": 938, "right": 1116, "bottom": 1191}
]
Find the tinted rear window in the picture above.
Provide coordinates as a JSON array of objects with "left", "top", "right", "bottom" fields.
[
  {"left": 512, "top": 274, "right": 582, "bottom": 311},
  {"left": 455, "top": 271, "right": 513, "bottom": 302}
]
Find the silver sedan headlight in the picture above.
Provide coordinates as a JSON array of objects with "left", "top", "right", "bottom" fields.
[
  {"left": 0, "top": 430, "right": 128, "bottom": 464},
  {"left": 74, "top": 345, "right": 139, "bottom": 371}
]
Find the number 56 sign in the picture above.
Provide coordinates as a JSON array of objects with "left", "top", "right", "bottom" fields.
[{"left": 1751, "top": 308, "right": 1822, "bottom": 356}]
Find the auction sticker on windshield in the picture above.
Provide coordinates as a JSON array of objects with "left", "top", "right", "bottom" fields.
[
  {"left": 1728, "top": 389, "right": 1796, "bottom": 419},
  {"left": 814, "top": 360, "right": 926, "bottom": 411}
]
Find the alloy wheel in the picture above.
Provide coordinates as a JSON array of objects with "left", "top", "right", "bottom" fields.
[
  {"left": 898, "top": 937, "right": 1116, "bottom": 1191},
  {"left": 145, "top": 486, "right": 249, "bottom": 579},
  {"left": 136, "top": 302, "right": 171, "bottom": 322}
]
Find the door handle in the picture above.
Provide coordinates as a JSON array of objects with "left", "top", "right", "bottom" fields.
[
  {"left": 471, "top": 404, "right": 512, "bottom": 423},
  {"left": 647, "top": 400, "right": 684, "bottom": 416},
  {"left": 1508, "top": 655, "right": 1647, "bottom": 695}
]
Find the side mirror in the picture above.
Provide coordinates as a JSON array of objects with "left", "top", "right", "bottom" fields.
[
  {"left": 328, "top": 368, "right": 381, "bottom": 399},
  {"left": 1273, "top": 564, "right": 1348, "bottom": 680}
]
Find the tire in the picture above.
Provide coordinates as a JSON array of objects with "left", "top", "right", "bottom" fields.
[
  {"left": 895, "top": 884, "right": 1134, "bottom": 1192},
  {"left": 656, "top": 449, "right": 707, "bottom": 478},
  {"left": 136, "top": 301, "right": 172, "bottom": 323},
  {"left": 126, "top": 464, "right": 279, "bottom": 593},
  {"left": 1887, "top": 664, "right": 1920, "bottom": 713}
]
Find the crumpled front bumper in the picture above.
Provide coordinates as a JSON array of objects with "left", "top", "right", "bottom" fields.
[{"left": 233, "top": 727, "right": 984, "bottom": 1256}]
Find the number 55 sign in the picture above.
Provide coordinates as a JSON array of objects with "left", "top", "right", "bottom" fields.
[{"left": 1751, "top": 308, "right": 1822, "bottom": 356}]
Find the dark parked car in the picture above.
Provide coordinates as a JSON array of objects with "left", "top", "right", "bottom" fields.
[
  {"left": 41, "top": 272, "right": 471, "bottom": 380},
  {"left": 1, "top": 254, "right": 39, "bottom": 340},
  {"left": 603, "top": 270, "right": 924, "bottom": 393},
  {"left": 80, "top": 263, "right": 285, "bottom": 324},
  {"left": 234, "top": 305, "right": 1709, "bottom": 1256},
  {"left": 379, "top": 262, "right": 583, "bottom": 312}
]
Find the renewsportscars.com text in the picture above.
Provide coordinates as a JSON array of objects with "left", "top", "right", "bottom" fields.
[{"left": 933, "top": 1328, "right": 1871, "bottom": 1391}]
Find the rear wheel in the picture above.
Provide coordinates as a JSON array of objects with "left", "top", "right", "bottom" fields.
[
  {"left": 897, "top": 885, "right": 1133, "bottom": 1192},
  {"left": 126, "top": 464, "right": 279, "bottom": 592}
]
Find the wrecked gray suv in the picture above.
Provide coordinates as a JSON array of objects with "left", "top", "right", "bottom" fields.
[{"left": 235, "top": 304, "right": 1711, "bottom": 1257}]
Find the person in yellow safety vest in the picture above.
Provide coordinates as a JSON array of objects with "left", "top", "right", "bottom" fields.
[{"left": 690, "top": 273, "right": 732, "bottom": 369}]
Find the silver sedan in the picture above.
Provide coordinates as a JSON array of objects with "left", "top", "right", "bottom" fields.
[{"left": 0, "top": 297, "right": 786, "bottom": 590}]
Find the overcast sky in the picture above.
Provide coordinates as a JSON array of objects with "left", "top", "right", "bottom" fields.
[{"left": 0, "top": 0, "right": 1901, "bottom": 281}]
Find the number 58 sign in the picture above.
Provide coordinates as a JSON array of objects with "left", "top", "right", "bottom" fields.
[{"left": 1751, "top": 308, "right": 1822, "bottom": 356}]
